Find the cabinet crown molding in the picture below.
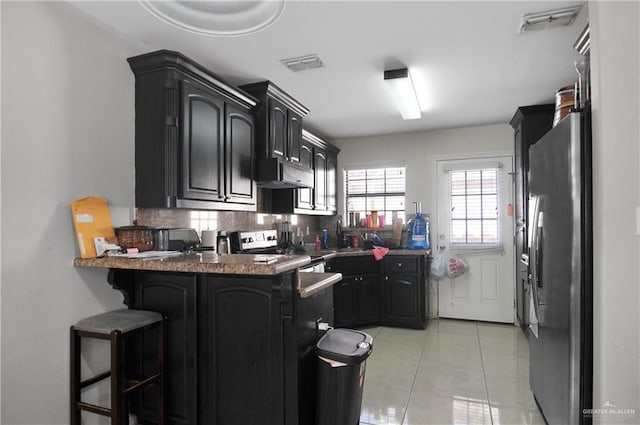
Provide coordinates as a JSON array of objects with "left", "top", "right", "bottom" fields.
[
  {"left": 240, "top": 81, "right": 310, "bottom": 117},
  {"left": 127, "top": 49, "right": 258, "bottom": 109}
]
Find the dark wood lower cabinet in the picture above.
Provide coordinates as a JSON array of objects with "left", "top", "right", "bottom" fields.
[
  {"left": 133, "top": 272, "right": 198, "bottom": 425},
  {"left": 328, "top": 254, "right": 428, "bottom": 330},
  {"left": 382, "top": 256, "right": 427, "bottom": 330},
  {"left": 383, "top": 274, "right": 420, "bottom": 328},
  {"left": 109, "top": 269, "right": 333, "bottom": 425}
]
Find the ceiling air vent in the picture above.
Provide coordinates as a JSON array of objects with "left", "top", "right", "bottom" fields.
[
  {"left": 518, "top": 5, "right": 582, "bottom": 33},
  {"left": 281, "top": 54, "right": 325, "bottom": 72}
]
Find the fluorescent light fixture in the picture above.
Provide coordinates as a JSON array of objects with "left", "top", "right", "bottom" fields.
[
  {"left": 519, "top": 5, "right": 582, "bottom": 33},
  {"left": 384, "top": 68, "right": 421, "bottom": 120}
]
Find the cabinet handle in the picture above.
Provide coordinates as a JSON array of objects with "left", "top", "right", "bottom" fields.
[{"left": 385, "top": 276, "right": 389, "bottom": 280}]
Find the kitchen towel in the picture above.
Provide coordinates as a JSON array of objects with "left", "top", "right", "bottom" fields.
[{"left": 372, "top": 246, "right": 389, "bottom": 261}]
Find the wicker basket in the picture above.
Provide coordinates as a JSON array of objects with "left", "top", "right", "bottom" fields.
[{"left": 115, "top": 224, "right": 154, "bottom": 252}]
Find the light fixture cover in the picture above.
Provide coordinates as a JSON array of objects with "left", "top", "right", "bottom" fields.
[
  {"left": 519, "top": 5, "right": 582, "bottom": 33},
  {"left": 384, "top": 68, "right": 421, "bottom": 120}
]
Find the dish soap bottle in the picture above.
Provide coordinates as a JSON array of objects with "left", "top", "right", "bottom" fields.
[{"left": 407, "top": 201, "right": 430, "bottom": 250}]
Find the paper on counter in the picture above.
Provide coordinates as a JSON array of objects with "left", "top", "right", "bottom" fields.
[
  {"left": 71, "top": 197, "right": 116, "bottom": 258},
  {"left": 108, "top": 251, "right": 183, "bottom": 260}
]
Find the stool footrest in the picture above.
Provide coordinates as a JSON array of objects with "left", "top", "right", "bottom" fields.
[
  {"left": 81, "top": 371, "right": 111, "bottom": 389},
  {"left": 124, "top": 373, "right": 160, "bottom": 395},
  {"left": 77, "top": 401, "right": 111, "bottom": 417}
]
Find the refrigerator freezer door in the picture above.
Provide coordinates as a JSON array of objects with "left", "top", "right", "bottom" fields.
[{"left": 528, "top": 112, "right": 589, "bottom": 425}]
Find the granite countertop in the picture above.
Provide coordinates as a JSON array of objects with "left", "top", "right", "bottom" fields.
[
  {"left": 298, "top": 272, "right": 342, "bottom": 298},
  {"left": 331, "top": 248, "right": 431, "bottom": 257},
  {"left": 73, "top": 252, "right": 311, "bottom": 276}
]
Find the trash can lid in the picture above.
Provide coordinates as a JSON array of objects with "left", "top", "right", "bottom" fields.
[{"left": 316, "top": 328, "right": 373, "bottom": 364}]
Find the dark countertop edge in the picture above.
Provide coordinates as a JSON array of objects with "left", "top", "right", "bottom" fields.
[{"left": 298, "top": 272, "right": 342, "bottom": 298}]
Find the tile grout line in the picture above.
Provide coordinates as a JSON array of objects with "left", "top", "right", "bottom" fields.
[
  {"left": 398, "top": 325, "right": 432, "bottom": 425},
  {"left": 476, "top": 324, "right": 496, "bottom": 425}
]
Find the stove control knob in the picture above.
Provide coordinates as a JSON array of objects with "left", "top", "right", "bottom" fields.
[{"left": 242, "top": 237, "right": 254, "bottom": 243}]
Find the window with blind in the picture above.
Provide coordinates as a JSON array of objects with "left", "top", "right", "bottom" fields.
[
  {"left": 449, "top": 168, "right": 500, "bottom": 247},
  {"left": 344, "top": 166, "right": 406, "bottom": 226}
]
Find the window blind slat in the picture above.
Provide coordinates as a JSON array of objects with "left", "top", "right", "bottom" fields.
[{"left": 345, "top": 166, "right": 406, "bottom": 225}]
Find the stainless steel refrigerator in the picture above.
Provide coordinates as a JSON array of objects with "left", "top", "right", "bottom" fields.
[{"left": 527, "top": 108, "right": 592, "bottom": 424}]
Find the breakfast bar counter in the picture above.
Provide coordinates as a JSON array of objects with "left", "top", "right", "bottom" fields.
[{"left": 73, "top": 252, "right": 336, "bottom": 425}]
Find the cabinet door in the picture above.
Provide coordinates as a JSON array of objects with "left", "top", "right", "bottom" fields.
[
  {"left": 268, "top": 98, "right": 287, "bottom": 160},
  {"left": 133, "top": 272, "right": 198, "bottom": 425},
  {"left": 180, "top": 80, "right": 224, "bottom": 202},
  {"left": 333, "top": 277, "right": 359, "bottom": 328},
  {"left": 203, "top": 276, "right": 285, "bottom": 425},
  {"left": 287, "top": 110, "right": 303, "bottom": 163},
  {"left": 225, "top": 104, "right": 256, "bottom": 205},
  {"left": 313, "top": 150, "right": 327, "bottom": 211},
  {"left": 296, "top": 140, "right": 315, "bottom": 210},
  {"left": 383, "top": 274, "right": 419, "bottom": 327},
  {"left": 358, "top": 275, "right": 380, "bottom": 324},
  {"left": 326, "top": 152, "right": 337, "bottom": 212}
]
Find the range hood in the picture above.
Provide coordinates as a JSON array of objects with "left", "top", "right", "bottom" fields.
[{"left": 256, "top": 158, "right": 314, "bottom": 189}]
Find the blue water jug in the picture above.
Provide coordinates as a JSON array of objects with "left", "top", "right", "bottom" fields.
[{"left": 407, "top": 201, "right": 430, "bottom": 250}]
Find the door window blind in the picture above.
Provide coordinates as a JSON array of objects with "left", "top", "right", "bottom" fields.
[{"left": 449, "top": 168, "right": 500, "bottom": 246}]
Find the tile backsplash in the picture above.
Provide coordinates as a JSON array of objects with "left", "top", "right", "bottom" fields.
[{"left": 135, "top": 208, "right": 332, "bottom": 250}]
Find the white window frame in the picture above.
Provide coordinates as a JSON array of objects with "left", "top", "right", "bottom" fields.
[
  {"left": 445, "top": 162, "right": 503, "bottom": 250},
  {"left": 343, "top": 163, "right": 406, "bottom": 227}
]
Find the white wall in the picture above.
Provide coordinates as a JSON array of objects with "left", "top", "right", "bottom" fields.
[
  {"left": 332, "top": 124, "right": 513, "bottom": 223},
  {"left": 1, "top": 2, "right": 141, "bottom": 423},
  {"left": 590, "top": 1, "right": 640, "bottom": 421}
]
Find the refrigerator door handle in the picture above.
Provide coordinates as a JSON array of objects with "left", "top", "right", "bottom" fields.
[{"left": 529, "top": 196, "right": 543, "bottom": 336}]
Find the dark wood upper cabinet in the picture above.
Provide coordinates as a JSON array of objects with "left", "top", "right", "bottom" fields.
[
  {"left": 269, "top": 98, "right": 288, "bottom": 159},
  {"left": 287, "top": 110, "right": 303, "bottom": 163},
  {"left": 225, "top": 104, "right": 256, "bottom": 204},
  {"left": 510, "top": 104, "right": 554, "bottom": 328},
  {"left": 241, "top": 81, "right": 309, "bottom": 163},
  {"left": 128, "top": 50, "right": 257, "bottom": 211},
  {"left": 240, "top": 81, "right": 314, "bottom": 188},
  {"left": 313, "top": 150, "right": 327, "bottom": 211},
  {"left": 180, "top": 80, "right": 225, "bottom": 202},
  {"left": 271, "top": 130, "right": 340, "bottom": 215}
]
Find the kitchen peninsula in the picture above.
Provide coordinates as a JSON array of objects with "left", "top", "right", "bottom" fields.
[{"left": 74, "top": 253, "right": 341, "bottom": 425}]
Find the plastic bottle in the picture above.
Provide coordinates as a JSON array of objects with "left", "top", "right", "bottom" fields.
[
  {"left": 315, "top": 234, "right": 321, "bottom": 251},
  {"left": 322, "top": 229, "right": 329, "bottom": 249},
  {"left": 407, "top": 201, "right": 430, "bottom": 250}
]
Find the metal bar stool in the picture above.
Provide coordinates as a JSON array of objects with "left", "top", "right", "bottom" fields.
[{"left": 70, "top": 309, "right": 165, "bottom": 425}]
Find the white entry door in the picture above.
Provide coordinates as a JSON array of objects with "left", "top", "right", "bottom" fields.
[{"left": 435, "top": 156, "right": 515, "bottom": 323}]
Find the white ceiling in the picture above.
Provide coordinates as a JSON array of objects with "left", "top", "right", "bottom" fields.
[{"left": 69, "top": 0, "right": 588, "bottom": 140}]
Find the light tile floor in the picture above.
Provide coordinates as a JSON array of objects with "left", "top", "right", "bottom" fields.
[{"left": 358, "top": 319, "right": 546, "bottom": 425}]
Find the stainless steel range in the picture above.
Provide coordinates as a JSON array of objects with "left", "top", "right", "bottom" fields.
[
  {"left": 229, "top": 230, "right": 279, "bottom": 254},
  {"left": 230, "top": 229, "right": 326, "bottom": 272}
]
